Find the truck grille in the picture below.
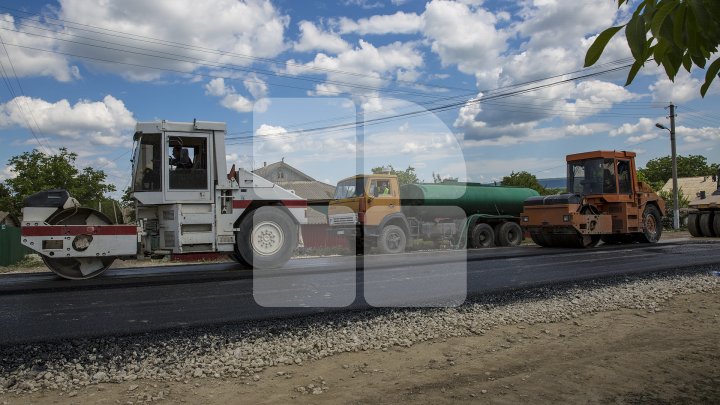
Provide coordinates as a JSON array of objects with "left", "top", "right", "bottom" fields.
[{"left": 330, "top": 213, "right": 357, "bottom": 226}]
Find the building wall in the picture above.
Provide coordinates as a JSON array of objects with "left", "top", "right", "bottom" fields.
[{"left": 300, "top": 224, "right": 347, "bottom": 249}]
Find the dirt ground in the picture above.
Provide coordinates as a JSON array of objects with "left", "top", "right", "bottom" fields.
[{"left": 3, "top": 287, "right": 718, "bottom": 404}]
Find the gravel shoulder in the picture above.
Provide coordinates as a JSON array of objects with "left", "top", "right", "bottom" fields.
[{"left": 0, "top": 268, "right": 718, "bottom": 404}]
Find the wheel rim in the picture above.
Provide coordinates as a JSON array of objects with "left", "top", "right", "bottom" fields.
[
  {"left": 42, "top": 207, "right": 115, "bottom": 279},
  {"left": 252, "top": 220, "right": 284, "bottom": 256},
  {"left": 387, "top": 230, "right": 402, "bottom": 250},
  {"left": 645, "top": 212, "right": 658, "bottom": 238}
]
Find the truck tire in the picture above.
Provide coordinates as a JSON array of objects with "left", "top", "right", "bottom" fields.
[
  {"left": 638, "top": 205, "right": 662, "bottom": 243},
  {"left": 699, "top": 212, "right": 716, "bottom": 237},
  {"left": 687, "top": 212, "right": 702, "bottom": 237},
  {"left": 236, "top": 206, "right": 297, "bottom": 269},
  {"left": 470, "top": 223, "right": 494, "bottom": 248},
  {"left": 495, "top": 221, "right": 523, "bottom": 247},
  {"left": 377, "top": 225, "right": 406, "bottom": 254}
]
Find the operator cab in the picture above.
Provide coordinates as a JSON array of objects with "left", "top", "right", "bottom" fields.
[
  {"left": 132, "top": 122, "right": 216, "bottom": 204},
  {"left": 567, "top": 151, "right": 634, "bottom": 197}
]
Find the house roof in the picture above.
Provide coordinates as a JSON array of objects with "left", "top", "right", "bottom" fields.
[
  {"left": 275, "top": 180, "right": 335, "bottom": 201},
  {"left": 252, "top": 161, "right": 336, "bottom": 224},
  {"left": 661, "top": 176, "right": 718, "bottom": 201},
  {"left": 252, "top": 161, "right": 315, "bottom": 182}
]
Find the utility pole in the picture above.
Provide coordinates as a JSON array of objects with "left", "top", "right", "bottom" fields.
[
  {"left": 669, "top": 103, "right": 679, "bottom": 230},
  {"left": 655, "top": 103, "right": 679, "bottom": 230}
]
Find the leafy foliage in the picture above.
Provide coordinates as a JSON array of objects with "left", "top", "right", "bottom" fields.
[
  {"left": 431, "top": 172, "right": 459, "bottom": 183},
  {"left": 0, "top": 148, "right": 116, "bottom": 218},
  {"left": 585, "top": 0, "right": 720, "bottom": 96},
  {"left": 120, "top": 186, "right": 136, "bottom": 223},
  {"left": 371, "top": 165, "right": 419, "bottom": 185},
  {"left": 501, "top": 171, "right": 549, "bottom": 194},
  {"left": 637, "top": 154, "right": 719, "bottom": 190},
  {"left": 658, "top": 188, "right": 691, "bottom": 229}
]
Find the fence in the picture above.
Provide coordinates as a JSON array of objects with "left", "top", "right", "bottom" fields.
[{"left": 0, "top": 225, "right": 31, "bottom": 266}]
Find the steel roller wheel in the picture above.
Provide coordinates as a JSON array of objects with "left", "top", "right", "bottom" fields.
[
  {"left": 714, "top": 212, "right": 720, "bottom": 237},
  {"left": 687, "top": 212, "right": 702, "bottom": 237},
  {"left": 43, "top": 207, "right": 116, "bottom": 280},
  {"left": 529, "top": 231, "right": 551, "bottom": 247},
  {"left": 699, "top": 212, "right": 716, "bottom": 237}
]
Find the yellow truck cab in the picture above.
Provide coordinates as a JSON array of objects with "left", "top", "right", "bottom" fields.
[{"left": 328, "top": 174, "right": 405, "bottom": 252}]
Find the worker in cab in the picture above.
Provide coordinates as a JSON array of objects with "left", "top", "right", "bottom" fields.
[{"left": 170, "top": 146, "right": 192, "bottom": 169}]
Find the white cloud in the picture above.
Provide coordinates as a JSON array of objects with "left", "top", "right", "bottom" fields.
[
  {"left": 0, "top": 13, "right": 79, "bottom": 81},
  {"left": 336, "top": 11, "right": 423, "bottom": 35},
  {"left": 294, "top": 21, "right": 350, "bottom": 54},
  {"left": 255, "top": 124, "right": 294, "bottom": 153},
  {"left": 55, "top": 0, "right": 290, "bottom": 81},
  {"left": 0, "top": 95, "right": 135, "bottom": 145},
  {"left": 285, "top": 39, "right": 423, "bottom": 105},
  {"left": 649, "top": 72, "right": 702, "bottom": 104},
  {"left": 204, "top": 75, "right": 269, "bottom": 113},
  {"left": 422, "top": 0, "right": 507, "bottom": 83}
]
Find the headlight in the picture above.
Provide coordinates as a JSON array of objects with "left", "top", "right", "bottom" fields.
[
  {"left": 522, "top": 216, "right": 529, "bottom": 222},
  {"left": 563, "top": 215, "right": 570, "bottom": 222}
]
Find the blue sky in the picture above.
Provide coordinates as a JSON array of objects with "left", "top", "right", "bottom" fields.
[{"left": 0, "top": 0, "right": 718, "bottom": 196}]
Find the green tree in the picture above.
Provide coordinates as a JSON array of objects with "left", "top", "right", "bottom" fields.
[
  {"left": 501, "top": 171, "right": 548, "bottom": 194},
  {"left": 371, "top": 165, "right": 419, "bottom": 186},
  {"left": 658, "top": 188, "right": 691, "bottom": 229},
  {"left": 432, "top": 171, "right": 458, "bottom": 183},
  {"left": 1, "top": 148, "right": 116, "bottom": 218},
  {"left": 120, "top": 186, "right": 136, "bottom": 223},
  {"left": 638, "top": 154, "right": 717, "bottom": 190},
  {"left": 585, "top": 0, "right": 720, "bottom": 96}
]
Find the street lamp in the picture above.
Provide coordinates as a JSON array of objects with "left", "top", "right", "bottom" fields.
[{"left": 655, "top": 121, "right": 679, "bottom": 229}]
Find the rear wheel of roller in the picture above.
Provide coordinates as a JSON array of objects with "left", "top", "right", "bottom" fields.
[{"left": 42, "top": 207, "right": 116, "bottom": 280}]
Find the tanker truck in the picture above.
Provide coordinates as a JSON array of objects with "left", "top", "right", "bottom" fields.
[{"left": 328, "top": 173, "right": 539, "bottom": 254}]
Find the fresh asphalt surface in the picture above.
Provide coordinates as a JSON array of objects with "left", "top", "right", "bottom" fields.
[{"left": 1, "top": 239, "right": 719, "bottom": 344}]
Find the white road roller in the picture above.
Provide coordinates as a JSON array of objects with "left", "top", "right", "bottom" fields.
[{"left": 20, "top": 120, "right": 307, "bottom": 279}]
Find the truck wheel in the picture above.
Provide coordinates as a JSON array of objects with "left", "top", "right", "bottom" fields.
[
  {"left": 495, "top": 222, "right": 523, "bottom": 246},
  {"left": 237, "top": 206, "right": 297, "bottom": 269},
  {"left": 470, "top": 223, "right": 494, "bottom": 248},
  {"left": 638, "top": 205, "right": 662, "bottom": 243},
  {"left": 687, "top": 213, "right": 702, "bottom": 237},
  {"left": 699, "top": 212, "right": 716, "bottom": 237},
  {"left": 377, "top": 225, "right": 406, "bottom": 254}
]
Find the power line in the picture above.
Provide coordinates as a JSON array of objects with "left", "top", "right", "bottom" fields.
[
  {"left": 0, "top": 6, "right": 472, "bottom": 93},
  {"left": 0, "top": 25, "right": 467, "bottom": 101},
  {"left": 225, "top": 62, "right": 635, "bottom": 145},
  {"left": 0, "top": 33, "right": 52, "bottom": 155}
]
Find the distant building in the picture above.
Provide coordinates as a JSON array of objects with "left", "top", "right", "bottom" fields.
[
  {"left": 661, "top": 176, "right": 718, "bottom": 201},
  {"left": 252, "top": 160, "right": 345, "bottom": 249},
  {"left": 0, "top": 211, "right": 18, "bottom": 227}
]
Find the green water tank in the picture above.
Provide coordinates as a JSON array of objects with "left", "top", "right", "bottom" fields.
[{"left": 399, "top": 183, "right": 539, "bottom": 220}]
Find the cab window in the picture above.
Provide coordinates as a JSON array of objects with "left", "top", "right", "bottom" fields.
[
  {"left": 370, "top": 179, "right": 392, "bottom": 197},
  {"left": 168, "top": 136, "right": 208, "bottom": 190},
  {"left": 133, "top": 133, "right": 162, "bottom": 191}
]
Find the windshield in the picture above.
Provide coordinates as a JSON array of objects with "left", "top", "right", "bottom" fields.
[
  {"left": 133, "top": 133, "right": 162, "bottom": 192},
  {"left": 567, "top": 158, "right": 615, "bottom": 195},
  {"left": 334, "top": 178, "right": 366, "bottom": 199}
]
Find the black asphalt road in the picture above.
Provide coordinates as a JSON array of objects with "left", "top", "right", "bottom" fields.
[{"left": 1, "top": 240, "right": 719, "bottom": 344}]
